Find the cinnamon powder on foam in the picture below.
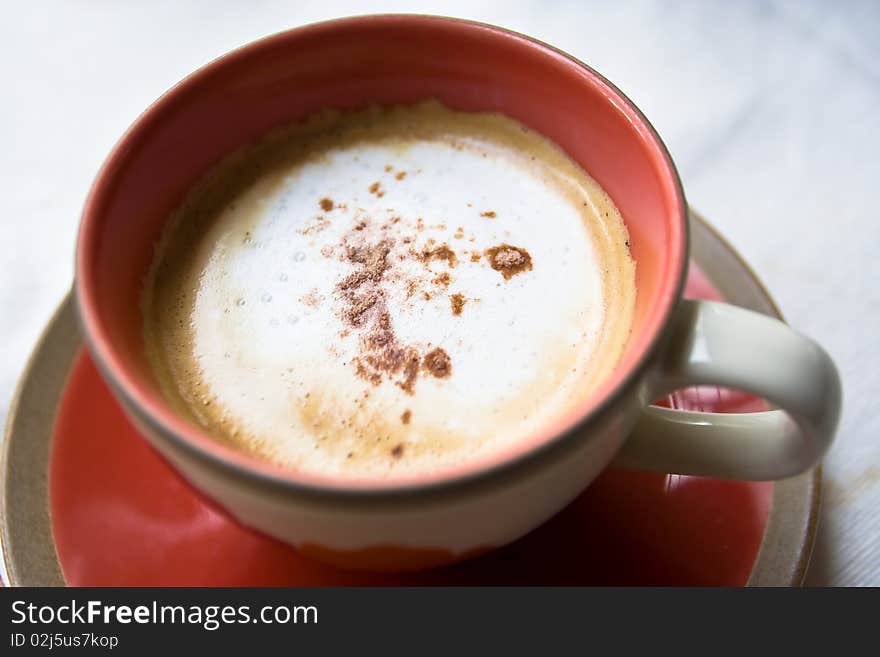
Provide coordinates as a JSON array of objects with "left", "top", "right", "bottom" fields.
[{"left": 330, "top": 192, "right": 532, "bottom": 400}]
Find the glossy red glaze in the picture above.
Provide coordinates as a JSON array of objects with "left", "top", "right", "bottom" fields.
[
  {"left": 50, "top": 264, "right": 772, "bottom": 585},
  {"left": 74, "top": 15, "right": 686, "bottom": 489}
]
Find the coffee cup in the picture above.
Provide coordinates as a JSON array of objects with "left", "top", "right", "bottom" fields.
[{"left": 75, "top": 15, "right": 840, "bottom": 571}]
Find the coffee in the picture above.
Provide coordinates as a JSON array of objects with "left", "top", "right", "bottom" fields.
[{"left": 143, "top": 101, "right": 636, "bottom": 479}]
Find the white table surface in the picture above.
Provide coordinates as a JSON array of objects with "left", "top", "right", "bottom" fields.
[{"left": 1, "top": 1, "right": 877, "bottom": 586}]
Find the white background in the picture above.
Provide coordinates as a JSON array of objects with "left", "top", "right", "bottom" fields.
[{"left": 1, "top": 1, "right": 877, "bottom": 585}]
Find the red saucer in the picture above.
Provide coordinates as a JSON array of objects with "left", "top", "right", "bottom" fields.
[{"left": 49, "top": 263, "right": 772, "bottom": 586}]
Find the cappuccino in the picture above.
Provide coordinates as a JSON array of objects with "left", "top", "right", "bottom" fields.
[{"left": 143, "top": 102, "right": 636, "bottom": 479}]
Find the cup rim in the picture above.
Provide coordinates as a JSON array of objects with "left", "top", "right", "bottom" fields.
[{"left": 75, "top": 14, "right": 689, "bottom": 499}]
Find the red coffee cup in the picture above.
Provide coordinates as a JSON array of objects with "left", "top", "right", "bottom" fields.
[{"left": 75, "top": 15, "right": 840, "bottom": 570}]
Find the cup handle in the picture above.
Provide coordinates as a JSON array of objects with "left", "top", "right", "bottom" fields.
[{"left": 613, "top": 300, "right": 841, "bottom": 480}]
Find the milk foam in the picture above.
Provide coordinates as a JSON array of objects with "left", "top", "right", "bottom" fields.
[{"left": 143, "top": 102, "right": 636, "bottom": 479}]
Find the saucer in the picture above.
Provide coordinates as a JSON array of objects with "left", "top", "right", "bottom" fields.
[{"left": 0, "top": 211, "right": 820, "bottom": 586}]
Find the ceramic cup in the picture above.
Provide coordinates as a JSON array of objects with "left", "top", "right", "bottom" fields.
[{"left": 74, "top": 15, "right": 841, "bottom": 570}]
